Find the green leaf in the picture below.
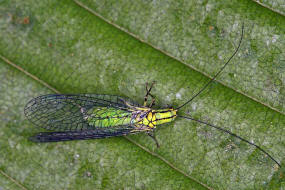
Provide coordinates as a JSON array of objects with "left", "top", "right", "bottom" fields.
[
  {"left": 0, "top": 0, "right": 284, "bottom": 189},
  {"left": 0, "top": 61, "right": 205, "bottom": 190},
  {"left": 76, "top": 0, "right": 285, "bottom": 114},
  {"left": 251, "top": 0, "right": 285, "bottom": 16}
]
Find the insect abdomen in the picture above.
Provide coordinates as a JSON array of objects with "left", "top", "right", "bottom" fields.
[{"left": 86, "top": 107, "right": 132, "bottom": 127}]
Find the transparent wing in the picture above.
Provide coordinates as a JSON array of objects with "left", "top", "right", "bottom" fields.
[{"left": 24, "top": 94, "right": 139, "bottom": 131}]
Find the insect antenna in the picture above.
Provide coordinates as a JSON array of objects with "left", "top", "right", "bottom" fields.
[
  {"left": 179, "top": 115, "right": 281, "bottom": 168},
  {"left": 177, "top": 23, "right": 244, "bottom": 110}
]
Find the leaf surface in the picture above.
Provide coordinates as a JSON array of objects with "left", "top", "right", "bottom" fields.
[{"left": 0, "top": 0, "right": 284, "bottom": 189}]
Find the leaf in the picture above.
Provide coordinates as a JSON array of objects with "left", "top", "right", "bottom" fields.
[
  {"left": 0, "top": 61, "right": 205, "bottom": 190},
  {"left": 76, "top": 0, "right": 285, "bottom": 114},
  {"left": 251, "top": 0, "right": 285, "bottom": 16},
  {"left": 0, "top": 0, "right": 284, "bottom": 189}
]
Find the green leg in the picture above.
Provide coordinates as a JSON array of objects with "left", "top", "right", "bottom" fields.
[{"left": 144, "top": 81, "right": 156, "bottom": 108}]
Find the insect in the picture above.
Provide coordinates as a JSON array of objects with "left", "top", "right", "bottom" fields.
[{"left": 24, "top": 24, "right": 281, "bottom": 168}]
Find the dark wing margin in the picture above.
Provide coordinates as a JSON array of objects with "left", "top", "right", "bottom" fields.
[
  {"left": 29, "top": 127, "right": 137, "bottom": 142},
  {"left": 24, "top": 94, "right": 139, "bottom": 131}
]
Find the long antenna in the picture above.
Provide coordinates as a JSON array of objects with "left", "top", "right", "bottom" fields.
[
  {"left": 179, "top": 115, "right": 281, "bottom": 168},
  {"left": 177, "top": 23, "right": 244, "bottom": 110}
]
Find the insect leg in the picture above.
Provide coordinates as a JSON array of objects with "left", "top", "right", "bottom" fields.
[
  {"left": 147, "top": 130, "right": 160, "bottom": 148},
  {"left": 144, "top": 81, "right": 156, "bottom": 107},
  {"left": 148, "top": 93, "right": 156, "bottom": 108},
  {"left": 132, "top": 124, "right": 159, "bottom": 149},
  {"left": 144, "top": 82, "right": 150, "bottom": 106}
]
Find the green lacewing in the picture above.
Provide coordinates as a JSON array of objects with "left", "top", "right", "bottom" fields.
[{"left": 24, "top": 24, "right": 281, "bottom": 168}]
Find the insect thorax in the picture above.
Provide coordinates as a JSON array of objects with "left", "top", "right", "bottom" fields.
[{"left": 134, "top": 108, "right": 177, "bottom": 129}]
